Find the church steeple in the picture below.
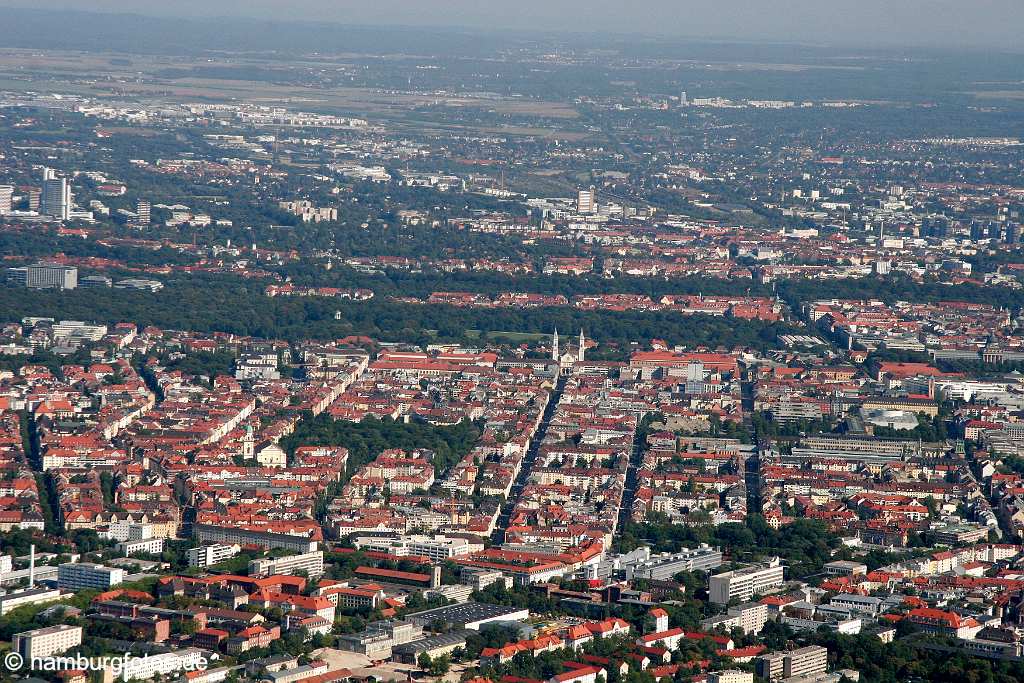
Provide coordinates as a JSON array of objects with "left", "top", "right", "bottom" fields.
[
  {"left": 242, "top": 424, "right": 255, "bottom": 459},
  {"left": 578, "top": 329, "right": 586, "bottom": 362},
  {"left": 552, "top": 328, "right": 560, "bottom": 361}
]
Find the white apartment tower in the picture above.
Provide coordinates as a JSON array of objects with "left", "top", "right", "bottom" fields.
[{"left": 41, "top": 168, "right": 71, "bottom": 220}]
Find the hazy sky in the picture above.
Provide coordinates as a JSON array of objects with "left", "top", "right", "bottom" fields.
[{"left": 3, "top": 0, "right": 1022, "bottom": 48}]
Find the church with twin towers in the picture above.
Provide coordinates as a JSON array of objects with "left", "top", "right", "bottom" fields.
[{"left": 552, "top": 328, "right": 586, "bottom": 371}]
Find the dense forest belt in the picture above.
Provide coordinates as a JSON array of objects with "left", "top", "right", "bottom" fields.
[
  {"left": 0, "top": 281, "right": 799, "bottom": 350},
  {"left": 776, "top": 275, "right": 1024, "bottom": 310},
  {"left": 7, "top": 268, "right": 1020, "bottom": 351},
  {"left": 6, "top": 270, "right": 1015, "bottom": 350},
  {"left": 286, "top": 267, "right": 1024, "bottom": 308},
  {"left": 7, "top": 218, "right": 1024, "bottom": 308},
  {"left": 274, "top": 266, "right": 773, "bottom": 300}
]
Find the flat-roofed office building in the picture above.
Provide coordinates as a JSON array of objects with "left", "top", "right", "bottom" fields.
[
  {"left": 26, "top": 263, "right": 77, "bottom": 290},
  {"left": 13, "top": 624, "right": 82, "bottom": 660}
]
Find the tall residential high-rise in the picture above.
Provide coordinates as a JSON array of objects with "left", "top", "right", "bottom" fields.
[
  {"left": 40, "top": 169, "right": 70, "bottom": 220},
  {"left": 680, "top": 90, "right": 688, "bottom": 106},
  {"left": 0, "top": 185, "right": 13, "bottom": 215},
  {"left": 136, "top": 199, "right": 151, "bottom": 226},
  {"left": 577, "top": 186, "right": 597, "bottom": 215}
]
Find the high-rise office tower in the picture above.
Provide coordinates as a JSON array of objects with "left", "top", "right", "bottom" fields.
[
  {"left": 136, "top": 199, "right": 151, "bottom": 226},
  {"left": 577, "top": 186, "right": 597, "bottom": 215},
  {"left": 0, "top": 185, "right": 13, "bottom": 215},
  {"left": 1005, "top": 222, "right": 1019, "bottom": 244},
  {"left": 680, "top": 90, "right": 688, "bottom": 106},
  {"left": 40, "top": 169, "right": 70, "bottom": 220}
]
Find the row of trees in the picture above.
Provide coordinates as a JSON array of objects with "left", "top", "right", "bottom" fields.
[{"left": 276, "top": 263, "right": 768, "bottom": 301}]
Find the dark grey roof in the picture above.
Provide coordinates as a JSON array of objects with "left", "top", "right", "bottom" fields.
[
  {"left": 392, "top": 631, "right": 469, "bottom": 654},
  {"left": 403, "top": 601, "right": 526, "bottom": 626}
]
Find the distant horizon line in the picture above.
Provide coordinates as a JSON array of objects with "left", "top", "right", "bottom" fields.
[{"left": 1, "top": 4, "right": 1021, "bottom": 56}]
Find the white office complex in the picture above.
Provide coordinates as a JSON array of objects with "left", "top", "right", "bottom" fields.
[
  {"left": 26, "top": 263, "right": 77, "bottom": 290},
  {"left": 607, "top": 544, "right": 723, "bottom": 581},
  {"left": 709, "top": 558, "right": 785, "bottom": 604},
  {"left": 783, "top": 646, "right": 830, "bottom": 680},
  {"left": 41, "top": 168, "right": 71, "bottom": 220},
  {"left": 822, "top": 560, "right": 868, "bottom": 577},
  {"left": 187, "top": 543, "right": 241, "bottom": 568},
  {"left": 707, "top": 672, "right": 753, "bottom": 683},
  {"left": 780, "top": 611, "right": 862, "bottom": 635},
  {"left": 51, "top": 320, "right": 106, "bottom": 341},
  {"left": 248, "top": 550, "right": 325, "bottom": 578},
  {"left": 103, "top": 521, "right": 154, "bottom": 542},
  {"left": 192, "top": 522, "right": 318, "bottom": 553},
  {"left": 57, "top": 562, "right": 124, "bottom": 591},
  {"left": 13, "top": 624, "right": 82, "bottom": 660},
  {"left": 114, "top": 278, "right": 164, "bottom": 292},
  {"left": 460, "top": 567, "right": 512, "bottom": 591},
  {"left": 118, "top": 538, "right": 165, "bottom": 556},
  {"left": 337, "top": 620, "right": 424, "bottom": 660},
  {"left": 115, "top": 648, "right": 207, "bottom": 681},
  {"left": 352, "top": 534, "right": 482, "bottom": 562},
  {"left": 0, "top": 587, "right": 66, "bottom": 615}
]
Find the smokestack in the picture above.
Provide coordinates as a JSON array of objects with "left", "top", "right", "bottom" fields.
[{"left": 28, "top": 544, "right": 35, "bottom": 588}]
